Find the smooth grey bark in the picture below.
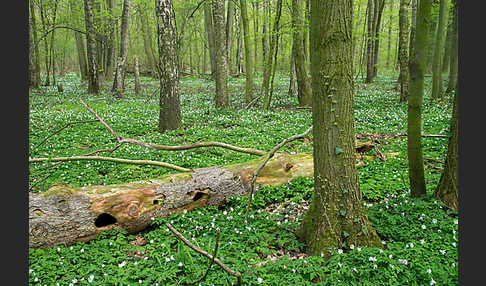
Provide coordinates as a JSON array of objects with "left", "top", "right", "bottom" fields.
[
  {"left": 156, "top": 0, "right": 182, "bottom": 132},
  {"left": 398, "top": 0, "right": 410, "bottom": 102},
  {"left": 226, "top": 0, "right": 234, "bottom": 75},
  {"left": 204, "top": 2, "right": 216, "bottom": 78},
  {"left": 134, "top": 55, "right": 141, "bottom": 95}
]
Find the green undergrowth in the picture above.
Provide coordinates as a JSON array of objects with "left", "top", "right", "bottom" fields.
[
  {"left": 29, "top": 73, "right": 456, "bottom": 285},
  {"left": 29, "top": 178, "right": 457, "bottom": 285}
]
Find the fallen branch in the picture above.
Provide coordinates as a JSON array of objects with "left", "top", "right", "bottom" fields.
[
  {"left": 29, "top": 156, "right": 191, "bottom": 172},
  {"left": 166, "top": 223, "right": 242, "bottom": 285},
  {"left": 245, "top": 126, "right": 313, "bottom": 221},
  {"left": 78, "top": 97, "right": 266, "bottom": 156},
  {"left": 189, "top": 228, "right": 221, "bottom": 285},
  {"left": 396, "top": 133, "right": 449, "bottom": 138}
]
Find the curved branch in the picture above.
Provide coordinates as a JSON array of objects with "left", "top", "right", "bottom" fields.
[
  {"left": 29, "top": 26, "right": 108, "bottom": 55},
  {"left": 177, "top": 0, "right": 207, "bottom": 48},
  {"left": 29, "top": 156, "right": 191, "bottom": 172}
]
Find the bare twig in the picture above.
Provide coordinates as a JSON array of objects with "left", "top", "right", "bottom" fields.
[
  {"left": 29, "top": 156, "right": 191, "bottom": 172},
  {"left": 244, "top": 126, "right": 313, "bottom": 221},
  {"left": 189, "top": 228, "right": 221, "bottom": 285},
  {"left": 32, "top": 120, "right": 99, "bottom": 150},
  {"left": 424, "top": 157, "right": 445, "bottom": 164},
  {"left": 83, "top": 142, "right": 123, "bottom": 156},
  {"left": 166, "top": 223, "right": 242, "bottom": 285}
]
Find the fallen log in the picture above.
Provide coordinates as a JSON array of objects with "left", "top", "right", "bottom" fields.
[{"left": 29, "top": 153, "right": 317, "bottom": 248}]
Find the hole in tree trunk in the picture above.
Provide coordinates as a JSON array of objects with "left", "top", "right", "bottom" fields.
[
  {"left": 95, "top": 213, "right": 117, "bottom": 228},
  {"left": 193, "top": 191, "right": 204, "bottom": 201}
]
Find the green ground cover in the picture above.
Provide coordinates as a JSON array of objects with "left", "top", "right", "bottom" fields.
[{"left": 28, "top": 73, "right": 457, "bottom": 285}]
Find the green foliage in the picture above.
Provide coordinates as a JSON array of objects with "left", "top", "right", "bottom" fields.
[{"left": 29, "top": 73, "right": 456, "bottom": 285}]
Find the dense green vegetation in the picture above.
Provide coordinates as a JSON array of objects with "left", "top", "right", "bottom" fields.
[{"left": 28, "top": 74, "right": 456, "bottom": 285}]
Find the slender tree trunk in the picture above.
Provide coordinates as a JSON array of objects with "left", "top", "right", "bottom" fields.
[
  {"left": 409, "top": 0, "right": 417, "bottom": 59},
  {"left": 304, "top": 0, "right": 310, "bottom": 63},
  {"left": 112, "top": 0, "right": 131, "bottom": 98},
  {"left": 84, "top": 0, "right": 100, "bottom": 94},
  {"left": 288, "top": 46, "right": 296, "bottom": 97},
  {"left": 69, "top": 1, "right": 89, "bottom": 81},
  {"left": 398, "top": 0, "right": 410, "bottom": 102},
  {"left": 408, "top": 0, "right": 432, "bottom": 198},
  {"left": 204, "top": 2, "right": 216, "bottom": 79},
  {"left": 138, "top": 6, "right": 157, "bottom": 77},
  {"left": 372, "top": 0, "right": 385, "bottom": 79},
  {"left": 29, "top": 0, "right": 40, "bottom": 88},
  {"left": 431, "top": 0, "right": 447, "bottom": 100},
  {"left": 262, "top": 0, "right": 283, "bottom": 110},
  {"left": 292, "top": 0, "right": 311, "bottom": 107},
  {"left": 156, "top": 0, "right": 182, "bottom": 132},
  {"left": 212, "top": 0, "right": 230, "bottom": 109},
  {"left": 104, "top": 0, "right": 116, "bottom": 81},
  {"left": 49, "top": 0, "right": 59, "bottom": 86},
  {"left": 434, "top": 85, "right": 458, "bottom": 210},
  {"left": 39, "top": 2, "right": 50, "bottom": 86},
  {"left": 353, "top": 0, "right": 364, "bottom": 74},
  {"left": 134, "top": 55, "right": 141, "bottom": 95},
  {"left": 445, "top": 0, "right": 458, "bottom": 94},
  {"left": 365, "top": 0, "right": 375, "bottom": 83},
  {"left": 441, "top": 18, "right": 452, "bottom": 74},
  {"left": 301, "top": 0, "right": 382, "bottom": 259},
  {"left": 235, "top": 5, "right": 242, "bottom": 74},
  {"left": 262, "top": 0, "right": 269, "bottom": 74},
  {"left": 94, "top": 1, "right": 105, "bottom": 83},
  {"left": 252, "top": 2, "right": 259, "bottom": 75},
  {"left": 226, "top": 0, "right": 234, "bottom": 75},
  {"left": 240, "top": 0, "right": 254, "bottom": 104},
  {"left": 385, "top": 0, "right": 394, "bottom": 69}
]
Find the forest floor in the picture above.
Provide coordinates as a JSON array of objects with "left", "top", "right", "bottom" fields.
[{"left": 28, "top": 73, "right": 457, "bottom": 285}]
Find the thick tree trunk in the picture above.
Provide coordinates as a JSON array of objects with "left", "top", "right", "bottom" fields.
[
  {"left": 372, "top": 0, "right": 385, "bottom": 78},
  {"left": 240, "top": 0, "right": 254, "bottom": 104},
  {"left": 431, "top": 0, "right": 447, "bottom": 100},
  {"left": 288, "top": 47, "right": 296, "bottom": 97},
  {"left": 365, "top": 0, "right": 375, "bottom": 83},
  {"left": 212, "top": 0, "right": 230, "bottom": 109},
  {"left": 292, "top": 0, "right": 311, "bottom": 107},
  {"left": 112, "top": 0, "right": 131, "bottom": 98},
  {"left": 84, "top": 0, "right": 100, "bottom": 94},
  {"left": 398, "top": 0, "right": 410, "bottom": 102},
  {"left": 408, "top": 0, "right": 432, "bottom": 198},
  {"left": 301, "top": 0, "right": 382, "bottom": 259},
  {"left": 29, "top": 153, "right": 315, "bottom": 248},
  {"left": 434, "top": 86, "right": 458, "bottom": 210},
  {"left": 409, "top": 0, "right": 417, "bottom": 59},
  {"left": 156, "top": 0, "right": 182, "bottom": 133}
]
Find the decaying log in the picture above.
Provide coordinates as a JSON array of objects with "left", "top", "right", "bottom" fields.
[{"left": 29, "top": 153, "right": 315, "bottom": 248}]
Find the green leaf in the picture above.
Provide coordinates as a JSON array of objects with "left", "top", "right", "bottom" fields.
[{"left": 340, "top": 210, "right": 347, "bottom": 216}]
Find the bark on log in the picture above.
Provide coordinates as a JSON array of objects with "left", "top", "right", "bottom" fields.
[{"left": 29, "top": 153, "right": 316, "bottom": 248}]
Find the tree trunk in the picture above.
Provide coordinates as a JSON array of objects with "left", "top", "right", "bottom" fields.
[
  {"left": 252, "top": 2, "right": 259, "bottom": 75},
  {"left": 441, "top": 17, "right": 453, "bottom": 74},
  {"left": 29, "top": 153, "right": 316, "bottom": 248},
  {"left": 134, "top": 55, "right": 141, "bottom": 95},
  {"left": 240, "top": 0, "right": 254, "bottom": 104},
  {"left": 398, "top": 0, "right": 410, "bottom": 102},
  {"left": 30, "top": 0, "right": 42, "bottom": 87},
  {"left": 434, "top": 85, "right": 458, "bottom": 210},
  {"left": 292, "top": 0, "right": 311, "bottom": 107},
  {"left": 431, "top": 0, "right": 447, "bottom": 100},
  {"left": 84, "top": 0, "right": 100, "bottom": 94},
  {"left": 262, "top": 0, "right": 283, "bottom": 110},
  {"left": 408, "top": 0, "right": 433, "bottom": 198},
  {"left": 156, "top": 0, "right": 182, "bottom": 133},
  {"left": 365, "top": 0, "right": 375, "bottom": 83},
  {"left": 301, "top": 0, "right": 382, "bottom": 259},
  {"left": 288, "top": 46, "right": 296, "bottom": 97},
  {"left": 104, "top": 0, "right": 116, "bottom": 81},
  {"left": 138, "top": 6, "right": 157, "bottom": 78},
  {"left": 29, "top": 1, "right": 40, "bottom": 88},
  {"left": 39, "top": 2, "right": 50, "bottom": 86},
  {"left": 385, "top": 0, "right": 394, "bottom": 69},
  {"left": 409, "top": 0, "right": 417, "bottom": 59},
  {"left": 226, "top": 0, "right": 234, "bottom": 75},
  {"left": 372, "top": 0, "right": 385, "bottom": 79},
  {"left": 445, "top": 0, "right": 458, "bottom": 94},
  {"left": 204, "top": 2, "right": 216, "bottom": 79},
  {"left": 112, "top": 0, "right": 131, "bottom": 98},
  {"left": 212, "top": 0, "right": 230, "bottom": 109}
]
